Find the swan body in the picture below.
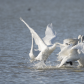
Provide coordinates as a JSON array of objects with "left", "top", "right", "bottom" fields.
[
  {"left": 57, "top": 35, "right": 82, "bottom": 54},
  {"left": 57, "top": 43, "right": 72, "bottom": 61},
  {"left": 57, "top": 35, "right": 81, "bottom": 61},
  {"left": 20, "top": 18, "right": 58, "bottom": 62},
  {"left": 58, "top": 48, "right": 80, "bottom": 67},
  {"left": 58, "top": 50, "right": 79, "bottom": 67},
  {"left": 58, "top": 43, "right": 80, "bottom": 67}
]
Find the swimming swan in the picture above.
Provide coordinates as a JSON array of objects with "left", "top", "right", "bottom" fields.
[
  {"left": 57, "top": 35, "right": 82, "bottom": 61},
  {"left": 58, "top": 35, "right": 83, "bottom": 67},
  {"left": 58, "top": 44, "right": 80, "bottom": 67},
  {"left": 20, "top": 18, "right": 59, "bottom": 62}
]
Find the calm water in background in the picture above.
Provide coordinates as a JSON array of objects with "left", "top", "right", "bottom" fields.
[{"left": 1, "top": 0, "right": 84, "bottom": 84}]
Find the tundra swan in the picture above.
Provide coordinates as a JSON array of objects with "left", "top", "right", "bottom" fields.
[
  {"left": 57, "top": 35, "right": 82, "bottom": 61},
  {"left": 20, "top": 18, "right": 59, "bottom": 62},
  {"left": 29, "top": 23, "right": 57, "bottom": 62},
  {"left": 58, "top": 44, "right": 80, "bottom": 67}
]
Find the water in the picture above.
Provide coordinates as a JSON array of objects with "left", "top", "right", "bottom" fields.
[{"left": 1, "top": 0, "right": 84, "bottom": 84}]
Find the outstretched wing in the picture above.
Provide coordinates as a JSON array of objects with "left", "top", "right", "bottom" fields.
[
  {"left": 20, "top": 17, "right": 47, "bottom": 51},
  {"left": 43, "top": 23, "right": 57, "bottom": 45},
  {"left": 72, "top": 43, "right": 84, "bottom": 53},
  {"left": 58, "top": 56, "right": 68, "bottom": 67},
  {"left": 57, "top": 44, "right": 72, "bottom": 60},
  {"left": 63, "top": 39, "right": 79, "bottom": 46}
]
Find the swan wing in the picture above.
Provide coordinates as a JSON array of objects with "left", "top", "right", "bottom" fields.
[
  {"left": 20, "top": 18, "right": 47, "bottom": 51},
  {"left": 63, "top": 39, "right": 78, "bottom": 45},
  {"left": 59, "top": 56, "right": 68, "bottom": 67},
  {"left": 57, "top": 44, "right": 73, "bottom": 62},
  {"left": 29, "top": 34, "right": 40, "bottom": 57},
  {"left": 58, "top": 44, "right": 72, "bottom": 57},
  {"left": 43, "top": 23, "right": 57, "bottom": 45},
  {"left": 72, "top": 43, "right": 84, "bottom": 53}
]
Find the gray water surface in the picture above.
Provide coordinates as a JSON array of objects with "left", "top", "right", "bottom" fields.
[{"left": 1, "top": 0, "right": 84, "bottom": 84}]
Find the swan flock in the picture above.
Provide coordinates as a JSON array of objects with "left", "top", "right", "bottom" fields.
[{"left": 20, "top": 18, "right": 84, "bottom": 67}]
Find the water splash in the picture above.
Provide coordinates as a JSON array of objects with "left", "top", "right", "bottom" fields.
[
  {"left": 28, "top": 60, "right": 84, "bottom": 71},
  {"left": 34, "top": 61, "right": 47, "bottom": 68}
]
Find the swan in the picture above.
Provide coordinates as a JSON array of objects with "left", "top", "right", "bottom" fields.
[
  {"left": 57, "top": 35, "right": 82, "bottom": 53},
  {"left": 57, "top": 35, "right": 82, "bottom": 61},
  {"left": 57, "top": 35, "right": 83, "bottom": 67},
  {"left": 58, "top": 44, "right": 80, "bottom": 67},
  {"left": 20, "top": 18, "right": 59, "bottom": 62},
  {"left": 73, "top": 35, "right": 84, "bottom": 67},
  {"left": 61, "top": 35, "right": 84, "bottom": 67},
  {"left": 29, "top": 23, "right": 57, "bottom": 62}
]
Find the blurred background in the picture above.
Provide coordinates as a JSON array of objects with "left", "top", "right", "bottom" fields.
[{"left": 0, "top": 0, "right": 84, "bottom": 84}]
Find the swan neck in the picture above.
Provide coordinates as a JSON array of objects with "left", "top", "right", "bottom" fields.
[
  {"left": 30, "top": 35, "right": 34, "bottom": 53},
  {"left": 81, "top": 36, "right": 84, "bottom": 43},
  {"left": 78, "top": 35, "right": 82, "bottom": 43},
  {"left": 49, "top": 43, "right": 58, "bottom": 52}
]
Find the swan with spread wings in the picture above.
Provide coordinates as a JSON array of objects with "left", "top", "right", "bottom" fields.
[
  {"left": 20, "top": 18, "right": 59, "bottom": 62},
  {"left": 58, "top": 35, "right": 84, "bottom": 67}
]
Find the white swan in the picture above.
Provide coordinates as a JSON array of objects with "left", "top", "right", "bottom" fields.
[
  {"left": 58, "top": 45, "right": 80, "bottom": 67},
  {"left": 57, "top": 35, "right": 83, "bottom": 67},
  {"left": 57, "top": 35, "right": 82, "bottom": 54},
  {"left": 20, "top": 18, "right": 59, "bottom": 62},
  {"left": 29, "top": 23, "right": 57, "bottom": 62},
  {"left": 72, "top": 35, "right": 84, "bottom": 67},
  {"left": 57, "top": 35, "right": 82, "bottom": 61}
]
